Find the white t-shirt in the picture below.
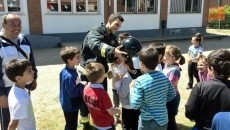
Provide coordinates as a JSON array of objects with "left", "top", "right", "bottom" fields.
[
  {"left": 109, "top": 64, "right": 127, "bottom": 90},
  {"left": 132, "top": 56, "right": 140, "bottom": 69},
  {"left": 155, "top": 64, "right": 163, "bottom": 72},
  {"left": 8, "top": 85, "right": 36, "bottom": 130}
]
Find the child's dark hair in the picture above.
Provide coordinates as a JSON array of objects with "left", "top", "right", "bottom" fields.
[
  {"left": 165, "top": 45, "right": 185, "bottom": 65},
  {"left": 207, "top": 49, "right": 230, "bottom": 79},
  {"left": 85, "top": 62, "right": 105, "bottom": 83},
  {"left": 193, "top": 35, "right": 202, "bottom": 46},
  {"left": 138, "top": 47, "right": 158, "bottom": 70},
  {"left": 60, "top": 46, "right": 80, "bottom": 64},
  {"left": 118, "top": 32, "right": 130, "bottom": 44},
  {"left": 195, "top": 32, "right": 203, "bottom": 38},
  {"left": 5, "top": 59, "right": 31, "bottom": 82},
  {"left": 148, "top": 42, "right": 166, "bottom": 61}
]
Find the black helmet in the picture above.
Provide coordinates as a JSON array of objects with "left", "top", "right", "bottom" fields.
[{"left": 121, "top": 36, "right": 142, "bottom": 57}]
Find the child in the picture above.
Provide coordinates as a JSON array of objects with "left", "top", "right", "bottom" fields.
[
  {"left": 149, "top": 42, "right": 166, "bottom": 71},
  {"left": 185, "top": 49, "right": 230, "bottom": 130},
  {"left": 5, "top": 59, "right": 36, "bottom": 130},
  {"left": 83, "top": 62, "right": 120, "bottom": 130},
  {"left": 197, "top": 55, "right": 211, "bottom": 81},
  {"left": 124, "top": 56, "right": 143, "bottom": 79},
  {"left": 114, "top": 57, "right": 139, "bottom": 130},
  {"left": 162, "top": 45, "right": 185, "bottom": 130},
  {"left": 130, "top": 47, "right": 176, "bottom": 130},
  {"left": 107, "top": 57, "right": 127, "bottom": 124},
  {"left": 118, "top": 32, "right": 143, "bottom": 79},
  {"left": 195, "top": 32, "right": 203, "bottom": 42},
  {"left": 118, "top": 32, "right": 130, "bottom": 44},
  {"left": 186, "top": 35, "right": 203, "bottom": 89},
  {"left": 59, "top": 46, "right": 85, "bottom": 130}
]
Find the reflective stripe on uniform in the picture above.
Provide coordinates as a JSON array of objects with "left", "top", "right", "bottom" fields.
[
  {"left": 101, "top": 44, "right": 109, "bottom": 58},
  {"left": 80, "top": 114, "right": 89, "bottom": 123}
]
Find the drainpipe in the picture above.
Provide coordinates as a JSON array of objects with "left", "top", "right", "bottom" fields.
[{"left": 108, "top": 0, "right": 111, "bottom": 22}]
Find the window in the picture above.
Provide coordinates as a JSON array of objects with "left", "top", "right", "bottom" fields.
[
  {"left": 0, "top": 0, "right": 21, "bottom": 12},
  {"left": 47, "top": 0, "right": 72, "bottom": 12},
  {"left": 170, "top": 0, "right": 202, "bottom": 13},
  {"left": 76, "top": 0, "right": 98, "bottom": 12},
  {"left": 46, "top": 0, "right": 98, "bottom": 13},
  {"left": 117, "top": 0, "right": 158, "bottom": 14}
]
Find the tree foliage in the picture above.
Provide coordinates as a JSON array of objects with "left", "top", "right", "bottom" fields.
[{"left": 208, "top": 5, "right": 230, "bottom": 29}]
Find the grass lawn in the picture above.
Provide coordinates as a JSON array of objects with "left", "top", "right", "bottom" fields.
[{"left": 32, "top": 58, "right": 195, "bottom": 130}]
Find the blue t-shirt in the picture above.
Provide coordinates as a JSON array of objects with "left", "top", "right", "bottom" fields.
[
  {"left": 188, "top": 45, "right": 203, "bottom": 62},
  {"left": 212, "top": 112, "right": 230, "bottom": 130}
]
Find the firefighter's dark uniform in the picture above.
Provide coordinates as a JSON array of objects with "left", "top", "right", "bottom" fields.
[{"left": 79, "top": 24, "right": 119, "bottom": 128}]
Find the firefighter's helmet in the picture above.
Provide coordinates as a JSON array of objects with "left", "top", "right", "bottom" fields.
[{"left": 121, "top": 36, "right": 142, "bottom": 57}]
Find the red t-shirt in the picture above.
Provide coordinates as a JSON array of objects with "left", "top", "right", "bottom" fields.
[{"left": 83, "top": 85, "right": 114, "bottom": 127}]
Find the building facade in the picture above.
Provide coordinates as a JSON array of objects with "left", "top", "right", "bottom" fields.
[
  {"left": 210, "top": 0, "right": 229, "bottom": 7},
  {"left": 0, "top": 0, "right": 211, "bottom": 43}
]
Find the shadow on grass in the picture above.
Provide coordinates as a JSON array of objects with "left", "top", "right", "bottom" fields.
[{"left": 177, "top": 123, "right": 192, "bottom": 130}]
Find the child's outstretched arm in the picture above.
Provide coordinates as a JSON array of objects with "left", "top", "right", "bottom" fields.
[
  {"left": 129, "top": 80, "right": 143, "bottom": 109},
  {"left": 8, "top": 120, "right": 19, "bottom": 130},
  {"left": 64, "top": 75, "right": 84, "bottom": 97},
  {"left": 168, "top": 69, "right": 180, "bottom": 87},
  {"left": 115, "top": 74, "right": 132, "bottom": 98},
  {"left": 107, "top": 107, "right": 120, "bottom": 116}
]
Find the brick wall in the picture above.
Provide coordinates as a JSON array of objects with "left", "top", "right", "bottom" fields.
[
  {"left": 104, "top": 0, "right": 115, "bottom": 24},
  {"left": 159, "top": 0, "right": 168, "bottom": 29},
  {"left": 202, "top": 0, "right": 211, "bottom": 27},
  {"left": 27, "top": 0, "right": 43, "bottom": 34}
]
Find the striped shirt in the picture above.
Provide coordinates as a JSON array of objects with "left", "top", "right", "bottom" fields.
[
  {"left": 130, "top": 71, "right": 175, "bottom": 126},
  {"left": 162, "top": 64, "right": 180, "bottom": 95}
]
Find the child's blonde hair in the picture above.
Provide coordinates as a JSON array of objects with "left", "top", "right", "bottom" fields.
[
  {"left": 198, "top": 55, "right": 208, "bottom": 65},
  {"left": 118, "top": 32, "right": 130, "bottom": 44},
  {"left": 85, "top": 62, "right": 105, "bottom": 83},
  {"left": 165, "top": 45, "right": 185, "bottom": 65}
]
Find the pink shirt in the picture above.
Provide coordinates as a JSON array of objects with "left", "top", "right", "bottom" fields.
[{"left": 198, "top": 70, "right": 211, "bottom": 82}]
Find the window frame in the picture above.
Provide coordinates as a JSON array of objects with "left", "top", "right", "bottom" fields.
[
  {"left": 170, "top": 0, "right": 202, "bottom": 14},
  {"left": 0, "top": 0, "right": 23, "bottom": 14},
  {"left": 46, "top": 0, "right": 99, "bottom": 14},
  {"left": 116, "top": 0, "right": 158, "bottom": 14}
]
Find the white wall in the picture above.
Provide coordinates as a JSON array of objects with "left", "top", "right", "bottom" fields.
[
  {"left": 119, "top": 14, "right": 160, "bottom": 31},
  {"left": 0, "top": 1, "right": 30, "bottom": 34},
  {"left": 167, "top": 0, "right": 204, "bottom": 28},
  {"left": 40, "top": 1, "right": 104, "bottom": 34},
  {"left": 167, "top": 14, "right": 203, "bottom": 28}
]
